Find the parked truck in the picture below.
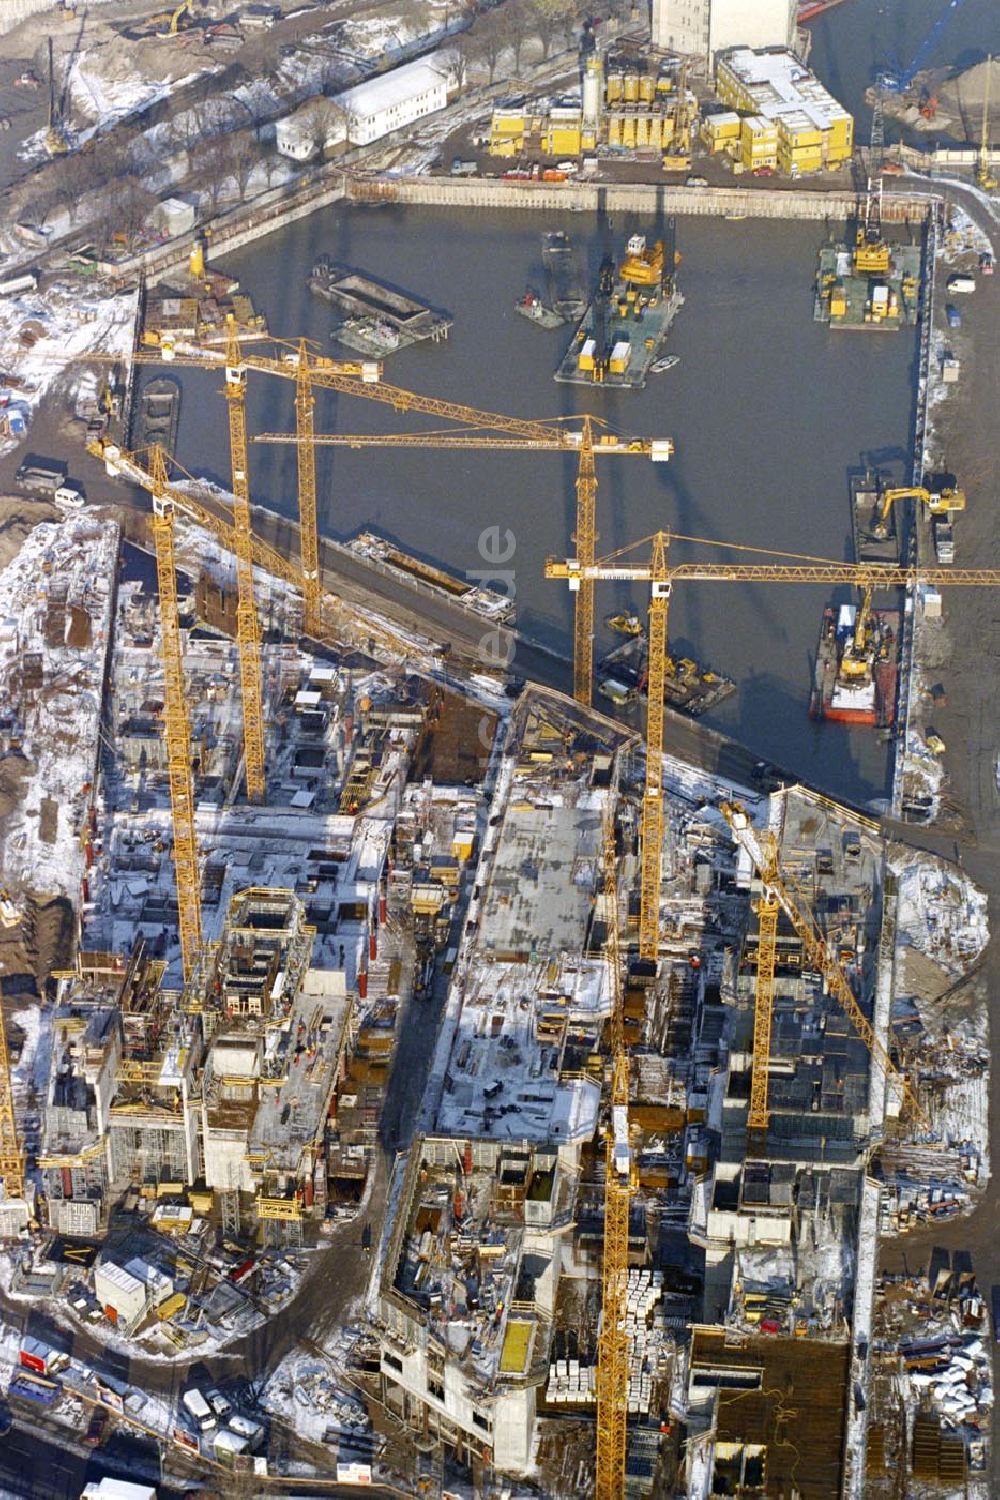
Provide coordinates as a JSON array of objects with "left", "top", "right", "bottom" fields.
[
  {"left": 14, "top": 458, "right": 67, "bottom": 496},
  {"left": 181, "top": 1386, "right": 216, "bottom": 1432},
  {"left": 933, "top": 519, "right": 955, "bottom": 564}
]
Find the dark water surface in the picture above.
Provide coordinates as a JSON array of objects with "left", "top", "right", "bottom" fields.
[
  {"left": 158, "top": 206, "right": 920, "bottom": 808},
  {"left": 165, "top": 0, "right": 1000, "bottom": 807}
]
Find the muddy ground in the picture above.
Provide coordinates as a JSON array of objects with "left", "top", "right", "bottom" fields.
[{"left": 878, "top": 192, "right": 1000, "bottom": 1484}]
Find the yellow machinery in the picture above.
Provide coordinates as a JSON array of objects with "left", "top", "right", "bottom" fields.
[
  {"left": 546, "top": 529, "right": 1000, "bottom": 967},
  {"left": 745, "top": 831, "right": 781, "bottom": 1143},
  {"left": 721, "top": 801, "right": 926, "bottom": 1123},
  {"left": 101, "top": 444, "right": 204, "bottom": 979},
  {"left": 838, "top": 583, "right": 876, "bottom": 682},
  {"left": 618, "top": 235, "right": 664, "bottom": 289},
  {"left": 595, "top": 796, "right": 634, "bottom": 1500},
  {"left": 662, "top": 61, "right": 692, "bottom": 171},
  {"left": 854, "top": 176, "right": 891, "bottom": 275},
  {"left": 873, "top": 484, "right": 966, "bottom": 538},
  {"left": 255, "top": 415, "right": 674, "bottom": 709},
  {"left": 160, "top": 0, "right": 195, "bottom": 36},
  {"left": 978, "top": 55, "right": 997, "bottom": 191},
  {"left": 222, "top": 316, "right": 266, "bottom": 803},
  {"left": 0, "top": 996, "right": 23, "bottom": 1202}
]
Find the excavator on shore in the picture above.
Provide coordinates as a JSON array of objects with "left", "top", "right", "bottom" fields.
[{"left": 872, "top": 483, "right": 966, "bottom": 538}]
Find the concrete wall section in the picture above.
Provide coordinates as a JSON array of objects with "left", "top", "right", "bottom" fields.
[{"left": 0, "top": 0, "right": 57, "bottom": 36}]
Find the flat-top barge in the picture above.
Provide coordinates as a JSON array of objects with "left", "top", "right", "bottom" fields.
[
  {"left": 598, "top": 633, "right": 734, "bottom": 718},
  {"left": 346, "top": 532, "right": 514, "bottom": 624},
  {"left": 542, "top": 231, "right": 585, "bottom": 320},
  {"left": 310, "top": 257, "right": 452, "bottom": 356},
  {"left": 556, "top": 225, "right": 683, "bottom": 389},
  {"left": 851, "top": 468, "right": 900, "bottom": 564},
  {"left": 809, "top": 604, "right": 900, "bottom": 727}
]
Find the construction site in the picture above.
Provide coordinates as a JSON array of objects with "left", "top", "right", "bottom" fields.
[{"left": 0, "top": 1, "right": 995, "bottom": 1496}]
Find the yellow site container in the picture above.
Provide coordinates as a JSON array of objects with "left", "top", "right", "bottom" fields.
[
  {"left": 489, "top": 113, "right": 525, "bottom": 156},
  {"left": 649, "top": 116, "right": 663, "bottom": 148},
  {"left": 621, "top": 116, "right": 637, "bottom": 148},
  {"left": 581, "top": 125, "right": 597, "bottom": 151},
  {"left": 548, "top": 124, "right": 582, "bottom": 155},
  {"left": 578, "top": 338, "right": 596, "bottom": 372},
  {"left": 189, "top": 1187, "right": 213, "bottom": 1213},
  {"left": 623, "top": 72, "right": 639, "bottom": 102},
  {"left": 639, "top": 75, "right": 655, "bottom": 103},
  {"left": 607, "top": 114, "right": 623, "bottom": 146},
  {"left": 609, "top": 341, "right": 630, "bottom": 374},
  {"left": 636, "top": 115, "right": 649, "bottom": 148},
  {"left": 830, "top": 289, "right": 847, "bottom": 317},
  {"left": 656, "top": 72, "right": 673, "bottom": 95},
  {"left": 156, "top": 1292, "right": 187, "bottom": 1323},
  {"left": 607, "top": 72, "right": 624, "bottom": 103}
]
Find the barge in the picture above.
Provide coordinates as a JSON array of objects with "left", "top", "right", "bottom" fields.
[
  {"left": 514, "top": 288, "right": 564, "bottom": 330},
  {"left": 310, "top": 257, "right": 452, "bottom": 356},
  {"left": 851, "top": 468, "right": 900, "bottom": 564},
  {"left": 598, "top": 633, "right": 735, "bottom": 718},
  {"left": 809, "top": 604, "right": 900, "bottom": 727},
  {"left": 814, "top": 240, "right": 922, "bottom": 330},
  {"left": 542, "top": 231, "right": 585, "bottom": 320},
  {"left": 346, "top": 532, "right": 514, "bottom": 625},
  {"left": 135, "top": 377, "right": 180, "bottom": 460},
  {"left": 556, "top": 226, "right": 683, "bottom": 390}
]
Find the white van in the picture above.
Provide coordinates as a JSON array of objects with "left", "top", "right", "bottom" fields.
[{"left": 182, "top": 1387, "right": 216, "bottom": 1432}]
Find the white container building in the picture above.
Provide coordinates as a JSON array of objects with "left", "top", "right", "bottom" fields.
[{"left": 276, "top": 56, "right": 449, "bottom": 160}]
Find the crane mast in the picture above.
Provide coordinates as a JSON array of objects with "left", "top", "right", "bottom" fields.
[
  {"left": 223, "top": 318, "right": 266, "bottom": 803},
  {"left": 149, "top": 446, "right": 203, "bottom": 980},
  {"left": 294, "top": 340, "right": 321, "bottom": 637},
  {"left": 573, "top": 418, "right": 598, "bottom": 706},
  {"left": 595, "top": 803, "right": 632, "bottom": 1499},
  {"left": 638, "top": 532, "right": 668, "bottom": 963},
  {"left": 747, "top": 832, "right": 781, "bottom": 1140}
]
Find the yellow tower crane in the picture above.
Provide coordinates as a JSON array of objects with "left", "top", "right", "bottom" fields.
[
  {"left": 745, "top": 829, "right": 781, "bottom": 1143},
  {"left": 222, "top": 317, "right": 267, "bottom": 802},
  {"left": 0, "top": 1002, "right": 23, "bottom": 1202},
  {"left": 131, "top": 332, "right": 673, "bottom": 699},
  {"left": 721, "top": 800, "right": 926, "bottom": 1123},
  {"left": 546, "top": 528, "right": 1000, "bottom": 965},
  {"left": 595, "top": 792, "right": 634, "bottom": 1500},
  {"left": 254, "top": 416, "right": 674, "bottom": 709},
  {"left": 147, "top": 444, "right": 204, "bottom": 980}
]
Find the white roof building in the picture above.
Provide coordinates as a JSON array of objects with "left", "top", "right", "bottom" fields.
[
  {"left": 276, "top": 55, "right": 450, "bottom": 160},
  {"left": 94, "top": 1260, "right": 147, "bottom": 1328}
]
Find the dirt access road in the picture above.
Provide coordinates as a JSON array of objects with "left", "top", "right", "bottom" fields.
[{"left": 878, "top": 189, "right": 1000, "bottom": 1483}]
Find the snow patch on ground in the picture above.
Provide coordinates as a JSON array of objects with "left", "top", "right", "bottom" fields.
[
  {"left": 0, "top": 516, "right": 118, "bottom": 902},
  {"left": 891, "top": 853, "right": 988, "bottom": 980}
]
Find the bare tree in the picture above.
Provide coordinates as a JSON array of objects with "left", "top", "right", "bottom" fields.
[
  {"left": 191, "top": 137, "right": 232, "bottom": 214},
  {"left": 226, "top": 130, "right": 260, "bottom": 202},
  {"left": 529, "top": 0, "right": 574, "bottom": 60},
  {"left": 469, "top": 15, "right": 506, "bottom": 86},
  {"left": 500, "top": 1, "right": 533, "bottom": 77},
  {"left": 106, "top": 174, "right": 156, "bottom": 249},
  {"left": 238, "top": 78, "right": 276, "bottom": 141},
  {"left": 297, "top": 96, "right": 348, "bottom": 159}
]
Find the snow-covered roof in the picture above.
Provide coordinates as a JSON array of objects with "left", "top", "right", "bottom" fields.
[{"left": 339, "top": 57, "right": 447, "bottom": 122}]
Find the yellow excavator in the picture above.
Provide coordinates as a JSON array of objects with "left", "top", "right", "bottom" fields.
[
  {"left": 872, "top": 484, "right": 966, "bottom": 538},
  {"left": 155, "top": 0, "right": 196, "bottom": 36},
  {"left": 838, "top": 583, "right": 877, "bottom": 682}
]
